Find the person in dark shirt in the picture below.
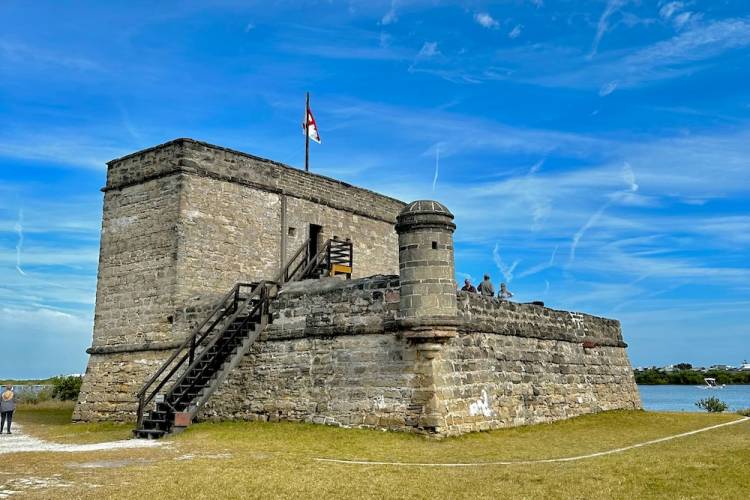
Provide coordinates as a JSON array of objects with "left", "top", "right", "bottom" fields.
[
  {"left": 477, "top": 274, "right": 495, "bottom": 297},
  {"left": 461, "top": 278, "right": 476, "bottom": 293}
]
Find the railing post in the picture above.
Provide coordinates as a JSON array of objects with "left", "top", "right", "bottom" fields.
[
  {"left": 327, "top": 241, "right": 332, "bottom": 275},
  {"left": 189, "top": 335, "right": 195, "bottom": 365},
  {"left": 347, "top": 238, "right": 353, "bottom": 272},
  {"left": 136, "top": 394, "right": 144, "bottom": 427}
]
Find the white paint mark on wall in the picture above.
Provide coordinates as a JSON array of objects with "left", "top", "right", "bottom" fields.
[
  {"left": 469, "top": 389, "right": 494, "bottom": 417},
  {"left": 569, "top": 312, "right": 585, "bottom": 330},
  {"left": 185, "top": 209, "right": 202, "bottom": 222},
  {"left": 109, "top": 216, "right": 137, "bottom": 232},
  {"left": 373, "top": 395, "right": 387, "bottom": 410}
]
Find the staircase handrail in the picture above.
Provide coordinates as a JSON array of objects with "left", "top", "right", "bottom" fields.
[
  {"left": 168, "top": 281, "right": 278, "bottom": 408},
  {"left": 134, "top": 281, "right": 258, "bottom": 426},
  {"left": 274, "top": 237, "right": 312, "bottom": 284}
]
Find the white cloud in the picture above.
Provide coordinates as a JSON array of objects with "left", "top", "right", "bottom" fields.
[
  {"left": 493, "top": 244, "right": 520, "bottom": 283},
  {"left": 542, "top": 17, "right": 750, "bottom": 91},
  {"left": 417, "top": 41, "right": 439, "bottom": 59},
  {"left": 598, "top": 80, "right": 618, "bottom": 96},
  {"left": 474, "top": 12, "right": 499, "bottom": 29},
  {"left": 673, "top": 11, "right": 696, "bottom": 29},
  {"left": 244, "top": 23, "right": 255, "bottom": 32},
  {"left": 589, "top": 0, "right": 629, "bottom": 59},
  {"left": 621, "top": 162, "right": 638, "bottom": 192},
  {"left": 0, "top": 39, "right": 100, "bottom": 72},
  {"left": 659, "top": 2, "right": 684, "bottom": 20},
  {"left": 0, "top": 129, "right": 126, "bottom": 169},
  {"left": 381, "top": 1, "right": 398, "bottom": 25},
  {"left": 508, "top": 24, "right": 523, "bottom": 39},
  {"left": 14, "top": 209, "right": 25, "bottom": 276},
  {"left": 518, "top": 245, "right": 558, "bottom": 279}
]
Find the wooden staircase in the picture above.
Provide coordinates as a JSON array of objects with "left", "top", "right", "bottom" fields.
[{"left": 133, "top": 237, "right": 353, "bottom": 439}]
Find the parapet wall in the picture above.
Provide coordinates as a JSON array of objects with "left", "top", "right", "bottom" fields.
[
  {"left": 199, "top": 277, "right": 640, "bottom": 434},
  {"left": 105, "top": 138, "right": 404, "bottom": 224},
  {"left": 456, "top": 292, "right": 625, "bottom": 346}
]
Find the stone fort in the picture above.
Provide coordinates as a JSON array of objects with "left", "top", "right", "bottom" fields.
[{"left": 74, "top": 138, "right": 640, "bottom": 438}]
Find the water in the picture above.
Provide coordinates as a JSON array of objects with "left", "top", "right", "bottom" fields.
[{"left": 638, "top": 384, "right": 750, "bottom": 412}]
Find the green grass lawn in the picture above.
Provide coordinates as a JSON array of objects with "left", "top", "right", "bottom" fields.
[{"left": 5, "top": 403, "right": 750, "bottom": 499}]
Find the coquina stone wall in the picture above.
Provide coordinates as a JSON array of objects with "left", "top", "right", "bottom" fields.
[
  {"left": 198, "top": 277, "right": 424, "bottom": 430},
  {"left": 197, "top": 278, "right": 640, "bottom": 435},
  {"left": 435, "top": 292, "right": 640, "bottom": 435},
  {"left": 75, "top": 139, "right": 405, "bottom": 421}
]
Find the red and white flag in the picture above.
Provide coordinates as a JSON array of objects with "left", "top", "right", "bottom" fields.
[{"left": 302, "top": 105, "right": 321, "bottom": 144}]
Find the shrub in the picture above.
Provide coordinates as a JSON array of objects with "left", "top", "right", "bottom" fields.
[
  {"left": 16, "top": 387, "right": 53, "bottom": 405},
  {"left": 737, "top": 408, "right": 750, "bottom": 417},
  {"left": 695, "top": 397, "right": 728, "bottom": 413},
  {"left": 51, "top": 375, "right": 83, "bottom": 401}
]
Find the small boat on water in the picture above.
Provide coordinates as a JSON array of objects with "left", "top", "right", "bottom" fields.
[{"left": 698, "top": 377, "right": 726, "bottom": 389}]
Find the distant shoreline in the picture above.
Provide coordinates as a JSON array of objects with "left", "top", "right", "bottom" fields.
[{"left": 635, "top": 368, "right": 750, "bottom": 385}]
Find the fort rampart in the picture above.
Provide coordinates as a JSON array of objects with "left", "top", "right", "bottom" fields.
[{"left": 198, "top": 276, "right": 640, "bottom": 435}]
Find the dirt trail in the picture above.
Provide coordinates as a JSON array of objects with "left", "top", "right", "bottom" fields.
[{"left": 0, "top": 424, "right": 164, "bottom": 455}]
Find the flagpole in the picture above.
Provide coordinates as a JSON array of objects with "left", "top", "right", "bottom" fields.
[{"left": 305, "top": 92, "right": 310, "bottom": 172}]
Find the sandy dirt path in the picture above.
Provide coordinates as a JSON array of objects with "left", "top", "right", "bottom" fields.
[{"left": 0, "top": 423, "right": 164, "bottom": 455}]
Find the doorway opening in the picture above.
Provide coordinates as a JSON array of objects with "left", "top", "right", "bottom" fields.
[{"left": 308, "top": 224, "right": 322, "bottom": 260}]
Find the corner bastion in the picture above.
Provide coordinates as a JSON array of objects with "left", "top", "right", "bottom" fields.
[{"left": 75, "top": 140, "right": 640, "bottom": 436}]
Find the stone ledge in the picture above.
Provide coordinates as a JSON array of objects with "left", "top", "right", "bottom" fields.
[{"left": 86, "top": 340, "right": 183, "bottom": 355}]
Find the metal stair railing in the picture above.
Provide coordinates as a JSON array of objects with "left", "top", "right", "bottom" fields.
[
  {"left": 164, "top": 281, "right": 276, "bottom": 412},
  {"left": 134, "top": 282, "right": 259, "bottom": 428},
  {"left": 274, "top": 237, "right": 312, "bottom": 283}
]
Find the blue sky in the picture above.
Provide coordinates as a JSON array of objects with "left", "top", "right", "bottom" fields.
[{"left": 1, "top": 0, "right": 749, "bottom": 377}]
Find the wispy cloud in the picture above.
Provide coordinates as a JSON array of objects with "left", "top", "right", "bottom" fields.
[
  {"left": 409, "top": 15, "right": 750, "bottom": 93},
  {"left": 493, "top": 244, "right": 520, "bottom": 283},
  {"left": 589, "top": 0, "right": 629, "bottom": 59},
  {"left": 417, "top": 41, "right": 439, "bottom": 59},
  {"left": 659, "top": 2, "right": 684, "bottom": 20},
  {"left": 381, "top": 1, "right": 398, "bottom": 25},
  {"left": 0, "top": 129, "right": 131, "bottom": 169},
  {"left": 0, "top": 39, "right": 100, "bottom": 72},
  {"left": 14, "top": 209, "right": 25, "bottom": 276},
  {"left": 568, "top": 17, "right": 750, "bottom": 90},
  {"left": 599, "top": 80, "right": 618, "bottom": 96},
  {"left": 508, "top": 24, "right": 523, "bottom": 39},
  {"left": 518, "top": 245, "right": 558, "bottom": 279},
  {"left": 432, "top": 145, "right": 440, "bottom": 192},
  {"left": 568, "top": 162, "right": 639, "bottom": 266}
]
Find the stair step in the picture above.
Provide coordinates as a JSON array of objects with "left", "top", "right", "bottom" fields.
[{"left": 133, "top": 428, "right": 167, "bottom": 439}]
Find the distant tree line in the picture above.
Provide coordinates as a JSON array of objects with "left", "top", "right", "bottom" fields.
[{"left": 635, "top": 368, "right": 750, "bottom": 385}]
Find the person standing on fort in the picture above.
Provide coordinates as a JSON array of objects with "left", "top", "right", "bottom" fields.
[
  {"left": 461, "top": 278, "right": 476, "bottom": 293},
  {"left": 477, "top": 274, "right": 495, "bottom": 297},
  {"left": 498, "top": 282, "right": 514, "bottom": 300},
  {"left": 1, "top": 386, "right": 16, "bottom": 434}
]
